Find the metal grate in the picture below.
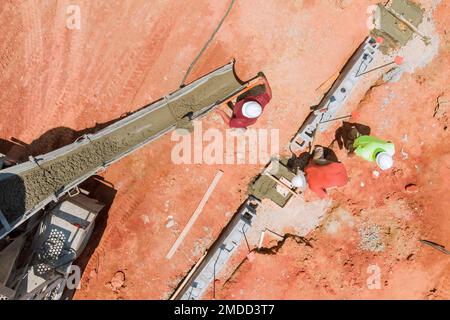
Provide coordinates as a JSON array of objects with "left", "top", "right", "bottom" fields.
[
  {"left": 42, "top": 228, "right": 66, "bottom": 261},
  {"left": 34, "top": 228, "right": 68, "bottom": 277}
]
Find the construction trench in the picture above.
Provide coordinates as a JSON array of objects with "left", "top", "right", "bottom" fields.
[{"left": 0, "top": 0, "right": 449, "bottom": 300}]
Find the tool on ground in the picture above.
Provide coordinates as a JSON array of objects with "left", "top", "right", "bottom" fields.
[
  {"left": 356, "top": 56, "right": 403, "bottom": 77},
  {"left": 319, "top": 114, "right": 352, "bottom": 124},
  {"left": 323, "top": 113, "right": 363, "bottom": 151},
  {"left": 221, "top": 73, "right": 266, "bottom": 105},
  {"left": 257, "top": 230, "right": 266, "bottom": 250},
  {"left": 420, "top": 240, "right": 450, "bottom": 255},
  {"left": 315, "top": 71, "right": 341, "bottom": 92}
]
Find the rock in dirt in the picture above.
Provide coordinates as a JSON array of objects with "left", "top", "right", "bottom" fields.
[
  {"left": 166, "top": 218, "right": 175, "bottom": 228},
  {"left": 359, "top": 225, "right": 385, "bottom": 252}
]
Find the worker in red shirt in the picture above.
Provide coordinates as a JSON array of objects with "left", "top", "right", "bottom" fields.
[
  {"left": 217, "top": 72, "right": 272, "bottom": 129},
  {"left": 291, "top": 146, "right": 348, "bottom": 199}
]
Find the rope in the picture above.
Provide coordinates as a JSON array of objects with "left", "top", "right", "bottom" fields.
[{"left": 179, "top": 0, "right": 236, "bottom": 87}]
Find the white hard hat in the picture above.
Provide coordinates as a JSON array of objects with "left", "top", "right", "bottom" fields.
[
  {"left": 376, "top": 152, "right": 393, "bottom": 170},
  {"left": 242, "top": 101, "right": 263, "bottom": 119},
  {"left": 291, "top": 172, "right": 307, "bottom": 190}
]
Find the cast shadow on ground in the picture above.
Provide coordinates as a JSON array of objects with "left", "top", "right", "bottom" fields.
[
  {"left": 0, "top": 174, "right": 117, "bottom": 299},
  {"left": 74, "top": 175, "right": 117, "bottom": 277},
  {"left": 63, "top": 175, "right": 117, "bottom": 300},
  {"left": 0, "top": 111, "right": 126, "bottom": 232},
  {"left": 0, "top": 116, "right": 124, "bottom": 164},
  {"left": 0, "top": 114, "right": 123, "bottom": 234},
  {"left": 0, "top": 87, "right": 199, "bottom": 163},
  {"left": 332, "top": 121, "right": 371, "bottom": 153}
]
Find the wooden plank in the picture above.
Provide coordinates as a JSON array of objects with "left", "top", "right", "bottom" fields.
[
  {"left": 166, "top": 170, "right": 224, "bottom": 260},
  {"left": 169, "top": 251, "right": 208, "bottom": 300}
]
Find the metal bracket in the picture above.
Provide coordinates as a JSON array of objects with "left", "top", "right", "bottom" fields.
[{"left": 67, "top": 187, "right": 80, "bottom": 198}]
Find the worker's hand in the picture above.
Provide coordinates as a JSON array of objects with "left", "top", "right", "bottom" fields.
[{"left": 257, "top": 71, "right": 267, "bottom": 81}]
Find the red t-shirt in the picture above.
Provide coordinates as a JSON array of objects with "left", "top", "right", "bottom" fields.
[
  {"left": 229, "top": 92, "right": 271, "bottom": 128},
  {"left": 304, "top": 161, "right": 348, "bottom": 199}
]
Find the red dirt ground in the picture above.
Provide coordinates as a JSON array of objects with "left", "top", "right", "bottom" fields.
[{"left": 0, "top": 0, "right": 448, "bottom": 299}]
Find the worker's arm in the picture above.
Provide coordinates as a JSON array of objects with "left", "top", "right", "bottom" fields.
[
  {"left": 334, "top": 127, "right": 344, "bottom": 150},
  {"left": 258, "top": 72, "right": 272, "bottom": 100}
]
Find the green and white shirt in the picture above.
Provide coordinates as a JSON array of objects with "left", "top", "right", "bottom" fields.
[{"left": 353, "top": 135, "right": 395, "bottom": 162}]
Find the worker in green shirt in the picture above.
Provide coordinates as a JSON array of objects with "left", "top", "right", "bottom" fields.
[{"left": 353, "top": 135, "right": 395, "bottom": 170}]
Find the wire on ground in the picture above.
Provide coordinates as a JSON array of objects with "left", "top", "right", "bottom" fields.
[{"left": 179, "top": 0, "right": 236, "bottom": 87}]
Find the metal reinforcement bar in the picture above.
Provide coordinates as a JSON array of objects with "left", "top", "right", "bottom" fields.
[
  {"left": 0, "top": 61, "right": 247, "bottom": 240},
  {"left": 290, "top": 37, "right": 380, "bottom": 151}
]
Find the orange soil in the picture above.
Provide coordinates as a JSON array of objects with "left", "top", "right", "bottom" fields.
[{"left": 0, "top": 0, "right": 447, "bottom": 299}]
